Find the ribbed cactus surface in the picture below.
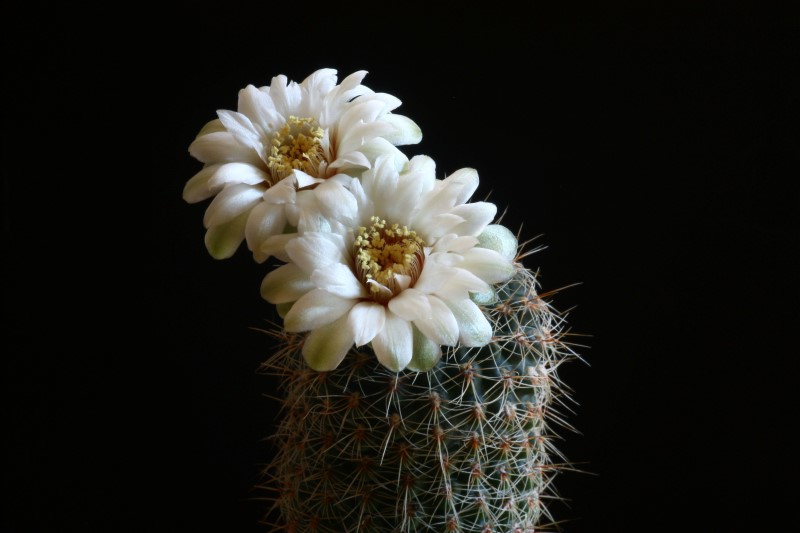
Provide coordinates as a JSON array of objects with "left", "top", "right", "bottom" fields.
[
  {"left": 265, "top": 263, "right": 574, "bottom": 533},
  {"left": 262, "top": 262, "right": 577, "bottom": 533}
]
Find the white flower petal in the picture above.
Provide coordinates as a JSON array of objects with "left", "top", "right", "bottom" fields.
[
  {"left": 188, "top": 131, "right": 262, "bottom": 166},
  {"left": 217, "top": 110, "right": 264, "bottom": 155},
  {"left": 348, "top": 301, "right": 386, "bottom": 346},
  {"left": 413, "top": 260, "right": 455, "bottom": 295},
  {"left": 204, "top": 210, "right": 248, "bottom": 259},
  {"left": 302, "top": 314, "right": 355, "bottom": 371},
  {"left": 477, "top": 224, "right": 519, "bottom": 261},
  {"left": 276, "top": 301, "right": 293, "bottom": 319},
  {"left": 237, "top": 84, "right": 281, "bottom": 131},
  {"left": 203, "top": 184, "right": 264, "bottom": 228},
  {"left": 432, "top": 234, "right": 479, "bottom": 254},
  {"left": 406, "top": 154, "right": 437, "bottom": 175},
  {"left": 428, "top": 213, "right": 466, "bottom": 239},
  {"left": 459, "top": 247, "right": 516, "bottom": 284},
  {"left": 363, "top": 92, "right": 403, "bottom": 114},
  {"left": 444, "top": 297, "right": 492, "bottom": 347},
  {"left": 292, "top": 170, "right": 321, "bottom": 189},
  {"left": 293, "top": 189, "right": 330, "bottom": 233},
  {"left": 438, "top": 267, "right": 491, "bottom": 300},
  {"left": 245, "top": 202, "right": 287, "bottom": 262},
  {"left": 337, "top": 121, "right": 397, "bottom": 156},
  {"left": 261, "top": 263, "right": 314, "bottom": 304},
  {"left": 262, "top": 176, "right": 297, "bottom": 205},
  {"left": 442, "top": 167, "right": 479, "bottom": 205},
  {"left": 346, "top": 176, "right": 370, "bottom": 215},
  {"left": 298, "top": 69, "right": 338, "bottom": 117},
  {"left": 314, "top": 180, "right": 359, "bottom": 226},
  {"left": 195, "top": 118, "right": 225, "bottom": 137},
  {"left": 269, "top": 74, "right": 302, "bottom": 115},
  {"left": 412, "top": 189, "right": 463, "bottom": 235},
  {"left": 387, "top": 288, "right": 432, "bottom": 321},
  {"left": 381, "top": 113, "right": 422, "bottom": 145},
  {"left": 329, "top": 150, "right": 372, "bottom": 172},
  {"left": 336, "top": 99, "right": 386, "bottom": 139},
  {"left": 260, "top": 233, "right": 295, "bottom": 263},
  {"left": 285, "top": 232, "right": 347, "bottom": 274},
  {"left": 183, "top": 164, "right": 222, "bottom": 203},
  {"left": 470, "top": 286, "right": 497, "bottom": 306},
  {"left": 311, "top": 263, "right": 368, "bottom": 299},
  {"left": 330, "top": 70, "right": 369, "bottom": 102},
  {"left": 207, "top": 162, "right": 268, "bottom": 189},
  {"left": 412, "top": 295, "right": 459, "bottom": 346},
  {"left": 406, "top": 325, "right": 442, "bottom": 372},
  {"left": 358, "top": 139, "right": 409, "bottom": 173},
  {"left": 284, "top": 289, "right": 355, "bottom": 332},
  {"left": 364, "top": 155, "right": 401, "bottom": 218},
  {"left": 449, "top": 202, "right": 497, "bottom": 237},
  {"left": 371, "top": 311, "right": 413, "bottom": 372}
]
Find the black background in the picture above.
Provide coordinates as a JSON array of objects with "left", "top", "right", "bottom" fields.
[{"left": 5, "top": 2, "right": 798, "bottom": 531}]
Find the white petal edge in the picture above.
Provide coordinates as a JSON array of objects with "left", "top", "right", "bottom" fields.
[
  {"left": 442, "top": 167, "right": 479, "bottom": 205},
  {"left": 370, "top": 311, "right": 413, "bottom": 372},
  {"left": 283, "top": 289, "right": 355, "bottom": 332},
  {"left": 188, "top": 131, "right": 261, "bottom": 166},
  {"left": 477, "top": 224, "right": 519, "bottom": 261},
  {"left": 207, "top": 162, "right": 268, "bottom": 190},
  {"left": 406, "top": 325, "right": 442, "bottom": 372},
  {"left": 387, "top": 288, "right": 432, "bottom": 321},
  {"left": 302, "top": 314, "right": 355, "bottom": 371},
  {"left": 347, "top": 301, "right": 386, "bottom": 347},
  {"left": 260, "top": 263, "right": 314, "bottom": 304},
  {"left": 284, "top": 232, "right": 346, "bottom": 275},
  {"left": 449, "top": 202, "right": 497, "bottom": 237},
  {"left": 310, "top": 263, "right": 368, "bottom": 299},
  {"left": 459, "top": 247, "right": 517, "bottom": 284},
  {"left": 245, "top": 202, "right": 287, "bottom": 263},
  {"left": 204, "top": 210, "right": 248, "bottom": 259},
  {"left": 444, "top": 297, "right": 493, "bottom": 347},
  {"left": 183, "top": 164, "right": 222, "bottom": 203},
  {"left": 203, "top": 184, "right": 264, "bottom": 228},
  {"left": 381, "top": 113, "right": 422, "bottom": 145},
  {"left": 412, "top": 295, "right": 459, "bottom": 346}
]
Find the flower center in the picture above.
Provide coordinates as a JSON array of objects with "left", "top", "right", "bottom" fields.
[
  {"left": 267, "top": 116, "right": 325, "bottom": 183},
  {"left": 354, "top": 216, "right": 425, "bottom": 305}
]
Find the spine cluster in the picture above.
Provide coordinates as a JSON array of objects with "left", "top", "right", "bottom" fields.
[{"left": 261, "top": 261, "right": 579, "bottom": 533}]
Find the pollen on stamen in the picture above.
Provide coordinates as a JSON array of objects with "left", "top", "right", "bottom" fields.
[
  {"left": 354, "top": 216, "right": 425, "bottom": 304},
  {"left": 267, "top": 116, "right": 326, "bottom": 183}
]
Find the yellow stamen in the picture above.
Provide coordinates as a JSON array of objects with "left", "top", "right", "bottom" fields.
[
  {"left": 354, "top": 216, "right": 425, "bottom": 305},
  {"left": 267, "top": 116, "right": 325, "bottom": 183}
]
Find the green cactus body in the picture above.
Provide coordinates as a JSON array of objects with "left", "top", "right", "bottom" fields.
[{"left": 262, "top": 261, "right": 577, "bottom": 532}]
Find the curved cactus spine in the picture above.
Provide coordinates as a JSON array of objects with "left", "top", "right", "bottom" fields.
[{"left": 260, "top": 251, "right": 580, "bottom": 533}]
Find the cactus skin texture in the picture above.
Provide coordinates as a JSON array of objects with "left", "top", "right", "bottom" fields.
[{"left": 261, "top": 257, "right": 579, "bottom": 533}]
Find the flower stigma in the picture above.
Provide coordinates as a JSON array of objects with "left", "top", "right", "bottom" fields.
[
  {"left": 354, "top": 216, "right": 425, "bottom": 304},
  {"left": 267, "top": 116, "right": 325, "bottom": 183}
]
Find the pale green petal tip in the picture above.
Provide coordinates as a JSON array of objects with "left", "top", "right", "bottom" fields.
[
  {"left": 196, "top": 118, "right": 225, "bottom": 138},
  {"left": 477, "top": 224, "right": 518, "bottom": 261},
  {"left": 276, "top": 302, "right": 294, "bottom": 319},
  {"left": 204, "top": 212, "right": 248, "bottom": 259},
  {"left": 383, "top": 114, "right": 422, "bottom": 146},
  {"left": 470, "top": 287, "right": 497, "bottom": 306},
  {"left": 406, "top": 326, "right": 442, "bottom": 372}
]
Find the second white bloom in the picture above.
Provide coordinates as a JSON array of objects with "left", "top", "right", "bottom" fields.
[{"left": 261, "top": 155, "right": 517, "bottom": 372}]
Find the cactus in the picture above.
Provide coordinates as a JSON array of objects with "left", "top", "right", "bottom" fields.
[
  {"left": 260, "top": 252, "right": 579, "bottom": 533},
  {"left": 181, "top": 68, "right": 582, "bottom": 532}
]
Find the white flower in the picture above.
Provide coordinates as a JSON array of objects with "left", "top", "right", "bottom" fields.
[
  {"left": 182, "top": 68, "right": 422, "bottom": 261},
  {"left": 260, "top": 155, "right": 518, "bottom": 372}
]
